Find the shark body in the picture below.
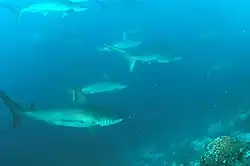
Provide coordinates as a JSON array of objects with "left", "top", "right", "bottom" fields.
[
  {"left": 0, "top": 89, "right": 123, "bottom": 129},
  {"left": 0, "top": 2, "right": 88, "bottom": 22},
  {"left": 103, "top": 44, "right": 183, "bottom": 72},
  {"left": 82, "top": 81, "right": 127, "bottom": 94},
  {"left": 70, "top": 81, "right": 127, "bottom": 104}
]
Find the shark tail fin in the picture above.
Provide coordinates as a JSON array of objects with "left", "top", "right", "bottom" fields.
[
  {"left": 16, "top": 11, "right": 23, "bottom": 24},
  {"left": 0, "top": 3, "right": 22, "bottom": 24},
  {"left": 71, "top": 88, "right": 88, "bottom": 106},
  {"left": 103, "top": 44, "right": 136, "bottom": 72},
  {"left": 0, "top": 90, "right": 22, "bottom": 129}
]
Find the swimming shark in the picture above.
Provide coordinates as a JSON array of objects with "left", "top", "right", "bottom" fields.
[
  {"left": 0, "top": 1, "right": 89, "bottom": 23},
  {"left": 103, "top": 44, "right": 183, "bottom": 72},
  {"left": 98, "top": 31, "right": 141, "bottom": 52},
  {"left": 70, "top": 81, "right": 127, "bottom": 103},
  {"left": 82, "top": 81, "right": 127, "bottom": 94},
  {"left": 0, "top": 89, "right": 123, "bottom": 129}
]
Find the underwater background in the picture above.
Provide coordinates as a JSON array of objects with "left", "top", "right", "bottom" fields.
[{"left": 1, "top": 0, "right": 250, "bottom": 165}]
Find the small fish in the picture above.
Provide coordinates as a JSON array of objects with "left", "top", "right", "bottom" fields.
[
  {"left": 0, "top": 2, "right": 88, "bottom": 23},
  {"left": 0, "top": 89, "right": 123, "bottom": 129}
]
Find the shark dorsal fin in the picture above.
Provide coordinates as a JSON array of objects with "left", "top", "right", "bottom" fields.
[{"left": 72, "top": 88, "right": 88, "bottom": 105}]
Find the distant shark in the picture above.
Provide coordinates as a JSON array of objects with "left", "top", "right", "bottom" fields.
[
  {"left": 103, "top": 44, "right": 183, "bottom": 72},
  {"left": 81, "top": 81, "right": 127, "bottom": 94},
  {"left": 70, "top": 81, "right": 127, "bottom": 103},
  {"left": 98, "top": 31, "right": 141, "bottom": 52},
  {"left": 0, "top": 89, "right": 123, "bottom": 129},
  {"left": 0, "top": 1, "right": 89, "bottom": 23}
]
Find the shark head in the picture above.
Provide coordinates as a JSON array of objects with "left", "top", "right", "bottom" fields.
[
  {"left": 79, "top": 101, "right": 124, "bottom": 128},
  {"left": 93, "top": 116, "right": 123, "bottom": 126}
]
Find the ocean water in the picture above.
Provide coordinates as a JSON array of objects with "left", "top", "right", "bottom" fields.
[{"left": 1, "top": 0, "right": 250, "bottom": 166}]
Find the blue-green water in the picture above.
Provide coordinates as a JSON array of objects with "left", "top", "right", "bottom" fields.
[{"left": 1, "top": 0, "right": 250, "bottom": 165}]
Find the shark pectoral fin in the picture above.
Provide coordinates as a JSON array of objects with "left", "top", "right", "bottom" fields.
[
  {"left": 0, "top": 91, "right": 22, "bottom": 129},
  {"left": 10, "top": 109, "right": 20, "bottom": 129},
  {"left": 66, "top": 88, "right": 75, "bottom": 102},
  {"left": 72, "top": 88, "right": 88, "bottom": 105}
]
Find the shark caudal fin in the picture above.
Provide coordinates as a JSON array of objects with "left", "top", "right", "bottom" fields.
[
  {"left": 0, "top": 90, "right": 22, "bottom": 129},
  {"left": 0, "top": 3, "right": 22, "bottom": 23},
  {"left": 103, "top": 44, "right": 137, "bottom": 72},
  {"left": 71, "top": 88, "right": 89, "bottom": 105}
]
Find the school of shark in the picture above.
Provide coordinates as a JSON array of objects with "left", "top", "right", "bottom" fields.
[
  {"left": 3, "top": 0, "right": 250, "bottom": 166},
  {"left": 0, "top": 0, "right": 183, "bottom": 131}
]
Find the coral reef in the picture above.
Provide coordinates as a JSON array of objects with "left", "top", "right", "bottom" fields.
[{"left": 200, "top": 136, "right": 249, "bottom": 166}]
